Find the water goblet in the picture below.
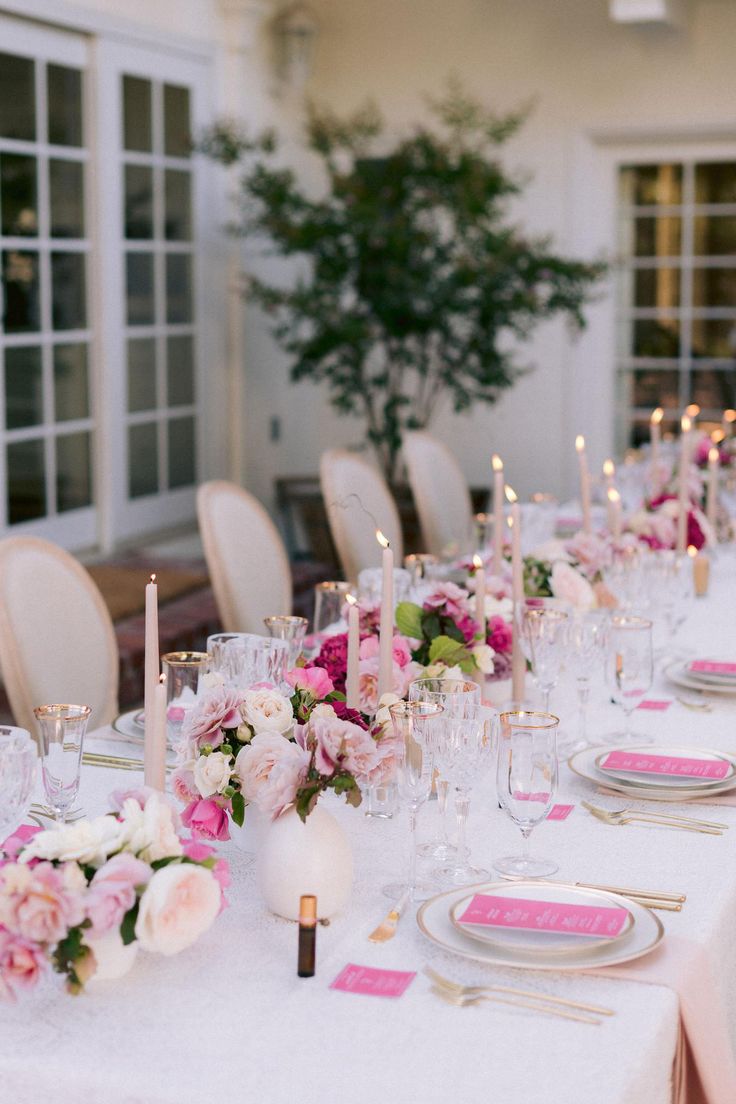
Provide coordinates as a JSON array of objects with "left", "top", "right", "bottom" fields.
[
  {"left": 494, "top": 710, "right": 559, "bottom": 879},
  {"left": 604, "top": 615, "right": 654, "bottom": 745},
  {"left": 0, "top": 727, "right": 37, "bottom": 842},
  {"left": 33, "top": 704, "right": 91, "bottom": 822},
  {"left": 524, "top": 607, "right": 569, "bottom": 712},
  {"left": 383, "top": 700, "right": 443, "bottom": 902},
  {"left": 263, "top": 615, "right": 308, "bottom": 668},
  {"left": 560, "top": 609, "right": 609, "bottom": 753},
  {"left": 514, "top": 597, "right": 571, "bottom": 667}
]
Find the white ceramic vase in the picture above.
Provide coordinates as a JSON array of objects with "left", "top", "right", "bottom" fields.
[
  {"left": 85, "top": 929, "right": 138, "bottom": 983},
  {"left": 257, "top": 804, "right": 353, "bottom": 920}
]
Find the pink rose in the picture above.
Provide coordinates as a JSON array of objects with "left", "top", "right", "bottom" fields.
[
  {"left": 235, "top": 733, "right": 309, "bottom": 820},
  {"left": 180, "top": 799, "right": 231, "bottom": 842},
  {"left": 0, "top": 824, "right": 41, "bottom": 862},
  {"left": 358, "top": 656, "right": 414, "bottom": 714},
  {"left": 423, "top": 582, "right": 470, "bottom": 620},
  {"left": 86, "top": 853, "right": 152, "bottom": 936},
  {"left": 0, "top": 862, "right": 85, "bottom": 945},
  {"left": 305, "top": 715, "right": 382, "bottom": 780},
  {"left": 171, "top": 769, "right": 199, "bottom": 805},
  {"left": 134, "top": 864, "right": 221, "bottom": 956},
  {"left": 285, "top": 666, "right": 334, "bottom": 699},
  {"left": 181, "top": 840, "right": 215, "bottom": 862},
  {"left": 0, "top": 928, "right": 46, "bottom": 992},
  {"left": 550, "top": 562, "right": 595, "bottom": 611},
  {"left": 181, "top": 686, "right": 243, "bottom": 749},
  {"left": 360, "top": 635, "right": 412, "bottom": 668}
]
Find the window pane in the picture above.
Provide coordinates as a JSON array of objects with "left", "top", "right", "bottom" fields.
[
  {"left": 691, "top": 368, "right": 736, "bottom": 411},
  {"left": 630, "top": 367, "right": 681, "bottom": 409},
  {"left": 47, "top": 65, "right": 82, "bottom": 147},
  {"left": 163, "top": 84, "right": 190, "bottom": 157},
  {"left": 2, "top": 250, "right": 40, "bottom": 333},
  {"left": 1, "top": 154, "right": 38, "bottom": 236},
  {"left": 128, "top": 337, "right": 157, "bottom": 412},
  {"left": 168, "top": 415, "right": 195, "bottom": 488},
  {"left": 122, "top": 76, "right": 152, "bottom": 153},
  {"left": 164, "top": 170, "right": 191, "bottom": 241},
  {"left": 54, "top": 343, "right": 89, "bottom": 421},
  {"left": 0, "top": 53, "right": 35, "bottom": 141},
  {"left": 632, "top": 267, "right": 680, "bottom": 309},
  {"left": 51, "top": 252, "right": 86, "bottom": 330},
  {"left": 690, "top": 318, "right": 736, "bottom": 359},
  {"left": 129, "top": 422, "right": 158, "bottom": 497},
  {"left": 630, "top": 318, "right": 680, "bottom": 358},
  {"left": 620, "top": 164, "right": 682, "bottom": 206},
  {"left": 695, "top": 163, "right": 736, "bottom": 205},
  {"left": 7, "top": 438, "right": 45, "bottom": 523},
  {"left": 166, "top": 253, "right": 192, "bottom": 323},
  {"left": 49, "top": 160, "right": 84, "bottom": 238},
  {"left": 628, "top": 217, "right": 682, "bottom": 258},
  {"left": 5, "top": 345, "right": 42, "bottom": 428},
  {"left": 694, "top": 216, "right": 736, "bottom": 256},
  {"left": 126, "top": 252, "right": 155, "bottom": 325},
  {"left": 56, "top": 431, "right": 91, "bottom": 511},
  {"left": 692, "top": 268, "right": 736, "bottom": 309},
  {"left": 167, "top": 334, "right": 194, "bottom": 406},
  {"left": 124, "top": 165, "right": 153, "bottom": 239}
]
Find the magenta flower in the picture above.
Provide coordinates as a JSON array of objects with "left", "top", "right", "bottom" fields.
[
  {"left": 181, "top": 687, "right": 243, "bottom": 749},
  {"left": 487, "top": 615, "right": 513, "bottom": 654},
  {"left": 181, "top": 799, "right": 231, "bottom": 842},
  {"left": 307, "top": 633, "right": 349, "bottom": 693},
  {"left": 285, "top": 665, "right": 334, "bottom": 699}
]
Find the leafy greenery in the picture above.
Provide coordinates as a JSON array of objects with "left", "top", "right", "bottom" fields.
[
  {"left": 200, "top": 80, "right": 605, "bottom": 479},
  {"left": 395, "top": 599, "right": 475, "bottom": 672}
]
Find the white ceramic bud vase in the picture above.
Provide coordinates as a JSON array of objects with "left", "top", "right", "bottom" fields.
[
  {"left": 85, "top": 929, "right": 138, "bottom": 984},
  {"left": 257, "top": 804, "right": 353, "bottom": 920}
]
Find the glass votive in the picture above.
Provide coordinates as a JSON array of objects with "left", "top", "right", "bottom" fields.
[
  {"left": 313, "top": 581, "right": 354, "bottom": 634},
  {"left": 404, "top": 553, "right": 439, "bottom": 587},
  {"left": 161, "top": 651, "right": 210, "bottom": 745},
  {"left": 33, "top": 704, "right": 90, "bottom": 822},
  {"left": 264, "top": 615, "right": 308, "bottom": 668},
  {"left": 473, "top": 513, "right": 495, "bottom": 554},
  {"left": 357, "top": 567, "right": 411, "bottom": 607}
]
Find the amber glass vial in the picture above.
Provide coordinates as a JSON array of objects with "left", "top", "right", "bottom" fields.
[{"left": 298, "top": 894, "right": 317, "bottom": 977}]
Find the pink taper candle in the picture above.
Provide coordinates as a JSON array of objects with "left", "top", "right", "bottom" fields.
[
  {"left": 473, "top": 554, "right": 486, "bottom": 641},
  {"left": 144, "top": 573, "right": 160, "bottom": 779},
  {"left": 676, "top": 415, "right": 692, "bottom": 554},
  {"left": 491, "top": 454, "right": 504, "bottom": 575},
  {"left": 345, "top": 593, "right": 360, "bottom": 710},
  {"left": 606, "top": 488, "right": 622, "bottom": 540},
  {"left": 145, "top": 673, "right": 167, "bottom": 791},
  {"left": 575, "top": 436, "right": 592, "bottom": 534},
  {"left": 707, "top": 446, "right": 719, "bottom": 533},
  {"left": 506, "top": 486, "right": 525, "bottom": 700},
  {"left": 376, "top": 530, "right": 394, "bottom": 704}
]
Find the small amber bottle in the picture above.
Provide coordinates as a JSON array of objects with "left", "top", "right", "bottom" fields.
[{"left": 297, "top": 895, "right": 317, "bottom": 977}]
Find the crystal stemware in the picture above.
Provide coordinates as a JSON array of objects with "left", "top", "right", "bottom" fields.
[
  {"left": 604, "top": 615, "right": 654, "bottom": 745},
  {"left": 494, "top": 710, "right": 559, "bottom": 879},
  {"left": 0, "top": 727, "right": 37, "bottom": 842},
  {"left": 263, "top": 615, "right": 308, "bottom": 669},
  {"left": 206, "top": 632, "right": 289, "bottom": 688},
  {"left": 313, "top": 581, "right": 354, "bottom": 635},
  {"left": 524, "top": 607, "right": 569, "bottom": 712},
  {"left": 33, "top": 704, "right": 90, "bottom": 822},
  {"left": 560, "top": 609, "right": 609, "bottom": 753}
]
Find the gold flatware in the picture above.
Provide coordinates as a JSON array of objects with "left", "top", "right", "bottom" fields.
[
  {"left": 424, "top": 966, "right": 613, "bottom": 1018},
  {"left": 368, "top": 890, "right": 410, "bottom": 943},
  {"left": 582, "top": 801, "right": 723, "bottom": 835},
  {"left": 30, "top": 803, "right": 84, "bottom": 823},
  {"left": 82, "top": 752, "right": 144, "bottom": 772},
  {"left": 582, "top": 800, "right": 726, "bottom": 831},
  {"left": 570, "top": 881, "right": 685, "bottom": 904},
  {"left": 430, "top": 985, "right": 602, "bottom": 1025}
]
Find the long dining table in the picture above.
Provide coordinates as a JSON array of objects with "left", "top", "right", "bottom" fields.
[{"left": 3, "top": 551, "right": 736, "bottom": 1104}]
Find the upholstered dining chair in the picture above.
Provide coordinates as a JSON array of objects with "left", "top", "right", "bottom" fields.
[
  {"left": 197, "top": 480, "right": 292, "bottom": 633},
  {"left": 320, "top": 449, "right": 403, "bottom": 583},
  {"left": 0, "top": 536, "right": 119, "bottom": 736},
  {"left": 403, "top": 430, "right": 475, "bottom": 558}
]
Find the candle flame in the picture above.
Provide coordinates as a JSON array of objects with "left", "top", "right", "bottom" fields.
[
  {"left": 575, "top": 435, "right": 585, "bottom": 452},
  {"left": 681, "top": 414, "right": 692, "bottom": 433},
  {"left": 345, "top": 593, "right": 357, "bottom": 606},
  {"left": 725, "top": 409, "right": 736, "bottom": 424},
  {"left": 473, "top": 554, "right": 483, "bottom": 570},
  {"left": 375, "top": 529, "right": 390, "bottom": 549},
  {"left": 504, "top": 484, "right": 517, "bottom": 504},
  {"left": 709, "top": 447, "right": 720, "bottom": 464},
  {"left": 603, "top": 459, "right": 615, "bottom": 477},
  {"left": 685, "top": 403, "right": 700, "bottom": 419},
  {"left": 687, "top": 545, "right": 698, "bottom": 559},
  {"left": 150, "top": 573, "right": 156, "bottom": 584},
  {"left": 159, "top": 673, "right": 166, "bottom": 685},
  {"left": 712, "top": 429, "right": 726, "bottom": 444},
  {"left": 650, "top": 407, "right": 664, "bottom": 425},
  {"left": 607, "top": 487, "right": 620, "bottom": 504},
  {"left": 491, "top": 454, "right": 503, "bottom": 473}
]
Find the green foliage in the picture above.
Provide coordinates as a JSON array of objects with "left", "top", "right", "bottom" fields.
[
  {"left": 395, "top": 600, "right": 424, "bottom": 640},
  {"left": 523, "top": 556, "right": 554, "bottom": 597},
  {"left": 395, "top": 600, "right": 475, "bottom": 670},
  {"left": 231, "top": 790, "right": 245, "bottom": 828},
  {"left": 201, "top": 80, "right": 605, "bottom": 478}
]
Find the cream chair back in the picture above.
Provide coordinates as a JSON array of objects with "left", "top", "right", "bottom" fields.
[
  {"left": 0, "top": 537, "right": 118, "bottom": 735},
  {"left": 197, "top": 481, "right": 291, "bottom": 633},
  {"left": 320, "top": 449, "right": 403, "bottom": 583},
  {"left": 403, "top": 431, "right": 474, "bottom": 557}
]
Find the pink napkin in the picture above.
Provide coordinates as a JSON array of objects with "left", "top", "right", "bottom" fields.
[
  {"left": 596, "top": 787, "right": 736, "bottom": 808},
  {"left": 587, "top": 935, "right": 736, "bottom": 1104}
]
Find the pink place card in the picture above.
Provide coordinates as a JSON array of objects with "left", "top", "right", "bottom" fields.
[
  {"left": 636, "top": 699, "right": 672, "bottom": 711},
  {"left": 457, "top": 894, "right": 628, "bottom": 938},
  {"left": 546, "top": 804, "right": 574, "bottom": 820},
  {"left": 690, "top": 661, "right": 736, "bottom": 675},
  {"left": 512, "top": 791, "right": 553, "bottom": 803},
  {"left": 600, "top": 749, "right": 730, "bottom": 780},
  {"left": 330, "top": 964, "right": 416, "bottom": 998}
]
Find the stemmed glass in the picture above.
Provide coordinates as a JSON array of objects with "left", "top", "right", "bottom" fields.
[
  {"left": 384, "top": 701, "right": 443, "bottom": 902},
  {"left": 0, "top": 727, "right": 37, "bottom": 842},
  {"left": 524, "top": 607, "right": 569, "bottom": 712},
  {"left": 263, "top": 615, "right": 308, "bottom": 669},
  {"left": 561, "top": 610, "right": 609, "bottom": 753},
  {"left": 33, "top": 704, "right": 90, "bottom": 822},
  {"left": 604, "top": 615, "right": 654, "bottom": 745},
  {"left": 408, "top": 678, "right": 481, "bottom": 863},
  {"left": 434, "top": 705, "right": 497, "bottom": 887},
  {"left": 206, "top": 632, "right": 289, "bottom": 688},
  {"left": 494, "top": 710, "right": 559, "bottom": 879},
  {"left": 643, "top": 551, "right": 691, "bottom": 653}
]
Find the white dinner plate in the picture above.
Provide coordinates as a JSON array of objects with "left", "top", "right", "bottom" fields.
[
  {"left": 112, "top": 708, "right": 145, "bottom": 742},
  {"left": 594, "top": 746, "right": 735, "bottom": 791},
  {"left": 663, "top": 660, "right": 736, "bottom": 697},
  {"left": 449, "top": 881, "right": 634, "bottom": 957},
  {"left": 417, "top": 881, "right": 663, "bottom": 971},
  {"left": 568, "top": 745, "right": 736, "bottom": 802}
]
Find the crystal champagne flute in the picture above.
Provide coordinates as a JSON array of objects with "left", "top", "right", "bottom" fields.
[{"left": 494, "top": 710, "right": 559, "bottom": 879}]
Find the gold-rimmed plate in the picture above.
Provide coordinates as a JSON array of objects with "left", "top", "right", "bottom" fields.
[
  {"left": 449, "top": 881, "right": 634, "bottom": 957},
  {"left": 664, "top": 660, "right": 736, "bottom": 697},
  {"left": 568, "top": 745, "right": 736, "bottom": 802},
  {"left": 417, "top": 881, "right": 664, "bottom": 972},
  {"left": 112, "top": 709, "right": 144, "bottom": 742},
  {"left": 594, "top": 746, "right": 735, "bottom": 791}
]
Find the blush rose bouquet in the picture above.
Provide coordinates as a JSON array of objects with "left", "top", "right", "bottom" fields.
[{"left": 0, "top": 789, "right": 228, "bottom": 998}]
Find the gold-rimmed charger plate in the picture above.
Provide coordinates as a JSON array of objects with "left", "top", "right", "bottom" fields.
[
  {"left": 594, "top": 746, "right": 735, "bottom": 792},
  {"left": 417, "top": 881, "right": 664, "bottom": 972},
  {"left": 449, "top": 881, "right": 634, "bottom": 957},
  {"left": 568, "top": 745, "right": 736, "bottom": 802},
  {"left": 664, "top": 660, "right": 736, "bottom": 697}
]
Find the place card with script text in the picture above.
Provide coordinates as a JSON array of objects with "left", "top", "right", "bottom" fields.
[
  {"left": 457, "top": 894, "right": 629, "bottom": 937},
  {"left": 600, "top": 750, "right": 730, "bottom": 780},
  {"left": 330, "top": 964, "right": 416, "bottom": 998},
  {"left": 690, "top": 661, "right": 736, "bottom": 677}
]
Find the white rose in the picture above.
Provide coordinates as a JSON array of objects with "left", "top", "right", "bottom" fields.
[
  {"left": 134, "top": 863, "right": 221, "bottom": 956},
  {"left": 20, "top": 815, "right": 126, "bottom": 866},
  {"left": 193, "top": 751, "right": 232, "bottom": 798},
  {"left": 310, "top": 703, "right": 336, "bottom": 721},
  {"left": 472, "top": 643, "right": 496, "bottom": 675},
  {"left": 550, "top": 561, "right": 595, "bottom": 611},
  {"left": 118, "top": 794, "right": 183, "bottom": 863},
  {"left": 241, "top": 688, "right": 293, "bottom": 734},
  {"left": 484, "top": 595, "right": 513, "bottom": 621},
  {"left": 441, "top": 664, "right": 464, "bottom": 681},
  {"left": 532, "top": 539, "right": 572, "bottom": 564}
]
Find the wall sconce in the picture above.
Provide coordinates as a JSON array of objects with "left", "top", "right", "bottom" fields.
[{"left": 273, "top": 3, "right": 319, "bottom": 89}]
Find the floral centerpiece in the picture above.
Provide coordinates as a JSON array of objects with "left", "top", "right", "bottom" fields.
[{"left": 0, "top": 789, "right": 228, "bottom": 998}]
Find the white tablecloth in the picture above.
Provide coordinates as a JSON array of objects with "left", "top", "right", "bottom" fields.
[{"left": 4, "top": 553, "right": 736, "bottom": 1104}]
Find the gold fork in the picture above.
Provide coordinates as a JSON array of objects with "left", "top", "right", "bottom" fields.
[
  {"left": 430, "top": 985, "right": 602, "bottom": 1025},
  {"left": 424, "top": 966, "right": 613, "bottom": 1018},
  {"left": 582, "top": 801, "right": 723, "bottom": 835}
]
